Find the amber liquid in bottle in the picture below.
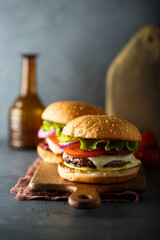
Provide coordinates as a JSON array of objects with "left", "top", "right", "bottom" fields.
[{"left": 9, "top": 54, "right": 44, "bottom": 149}]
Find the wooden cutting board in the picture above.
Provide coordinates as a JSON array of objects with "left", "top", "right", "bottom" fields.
[{"left": 29, "top": 161, "right": 146, "bottom": 209}]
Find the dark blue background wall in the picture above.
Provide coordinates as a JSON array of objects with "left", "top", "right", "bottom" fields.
[{"left": 0, "top": 0, "right": 160, "bottom": 138}]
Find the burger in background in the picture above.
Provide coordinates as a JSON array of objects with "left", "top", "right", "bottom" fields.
[{"left": 37, "top": 101, "right": 106, "bottom": 163}]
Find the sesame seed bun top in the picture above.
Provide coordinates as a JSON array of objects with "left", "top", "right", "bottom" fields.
[
  {"left": 62, "top": 115, "right": 141, "bottom": 142},
  {"left": 42, "top": 101, "right": 106, "bottom": 124}
]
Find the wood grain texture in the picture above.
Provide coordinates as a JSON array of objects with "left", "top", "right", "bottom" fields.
[
  {"left": 106, "top": 25, "right": 160, "bottom": 143},
  {"left": 29, "top": 161, "right": 146, "bottom": 209}
]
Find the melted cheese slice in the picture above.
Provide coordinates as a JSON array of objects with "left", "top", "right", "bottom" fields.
[
  {"left": 88, "top": 154, "right": 140, "bottom": 170},
  {"left": 46, "top": 137, "right": 63, "bottom": 154}
]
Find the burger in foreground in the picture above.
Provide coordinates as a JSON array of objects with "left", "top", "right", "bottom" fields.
[
  {"left": 58, "top": 115, "right": 141, "bottom": 184},
  {"left": 37, "top": 101, "right": 105, "bottom": 163}
]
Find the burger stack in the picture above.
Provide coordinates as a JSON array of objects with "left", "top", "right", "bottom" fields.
[{"left": 37, "top": 101, "right": 141, "bottom": 184}]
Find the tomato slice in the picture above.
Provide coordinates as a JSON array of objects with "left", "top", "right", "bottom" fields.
[
  {"left": 47, "top": 135, "right": 60, "bottom": 147},
  {"left": 63, "top": 144, "right": 105, "bottom": 158}
]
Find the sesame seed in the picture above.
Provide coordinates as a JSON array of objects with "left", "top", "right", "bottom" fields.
[
  {"left": 80, "top": 106, "right": 84, "bottom": 110},
  {"left": 119, "top": 127, "right": 122, "bottom": 129},
  {"left": 110, "top": 129, "right": 113, "bottom": 132},
  {"left": 116, "top": 124, "right": 119, "bottom": 126},
  {"left": 105, "top": 120, "right": 108, "bottom": 122},
  {"left": 113, "top": 131, "right": 117, "bottom": 135},
  {"left": 112, "top": 123, "right": 115, "bottom": 127},
  {"left": 73, "top": 106, "right": 77, "bottom": 109}
]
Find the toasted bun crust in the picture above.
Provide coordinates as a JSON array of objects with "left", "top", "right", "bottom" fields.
[
  {"left": 62, "top": 115, "right": 141, "bottom": 142},
  {"left": 42, "top": 101, "right": 105, "bottom": 124},
  {"left": 37, "top": 142, "right": 63, "bottom": 164},
  {"left": 58, "top": 162, "right": 141, "bottom": 184}
]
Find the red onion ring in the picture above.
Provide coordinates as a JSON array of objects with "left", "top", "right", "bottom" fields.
[
  {"left": 59, "top": 141, "right": 80, "bottom": 149},
  {"left": 37, "top": 129, "right": 56, "bottom": 139}
]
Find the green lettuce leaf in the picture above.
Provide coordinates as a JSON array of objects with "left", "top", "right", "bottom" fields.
[
  {"left": 55, "top": 128, "right": 63, "bottom": 138},
  {"left": 104, "top": 140, "right": 124, "bottom": 151},
  {"left": 41, "top": 120, "right": 65, "bottom": 132},
  {"left": 57, "top": 134, "right": 76, "bottom": 143},
  {"left": 58, "top": 134, "right": 139, "bottom": 153},
  {"left": 79, "top": 138, "right": 102, "bottom": 151},
  {"left": 126, "top": 141, "right": 139, "bottom": 153}
]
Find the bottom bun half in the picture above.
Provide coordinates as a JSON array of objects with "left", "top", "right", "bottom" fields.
[
  {"left": 58, "top": 162, "right": 141, "bottom": 184},
  {"left": 37, "top": 142, "right": 63, "bottom": 164}
]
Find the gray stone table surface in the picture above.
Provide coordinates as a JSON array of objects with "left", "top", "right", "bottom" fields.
[{"left": 0, "top": 139, "right": 160, "bottom": 240}]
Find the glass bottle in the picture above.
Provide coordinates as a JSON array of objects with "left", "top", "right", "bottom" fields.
[{"left": 9, "top": 54, "right": 45, "bottom": 149}]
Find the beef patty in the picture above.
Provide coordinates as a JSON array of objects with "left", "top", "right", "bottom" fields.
[
  {"left": 64, "top": 154, "right": 96, "bottom": 168},
  {"left": 103, "top": 160, "right": 129, "bottom": 168},
  {"left": 63, "top": 154, "right": 129, "bottom": 169}
]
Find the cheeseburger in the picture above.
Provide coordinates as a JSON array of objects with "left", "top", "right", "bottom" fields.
[
  {"left": 58, "top": 115, "right": 141, "bottom": 184},
  {"left": 37, "top": 101, "right": 105, "bottom": 163}
]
